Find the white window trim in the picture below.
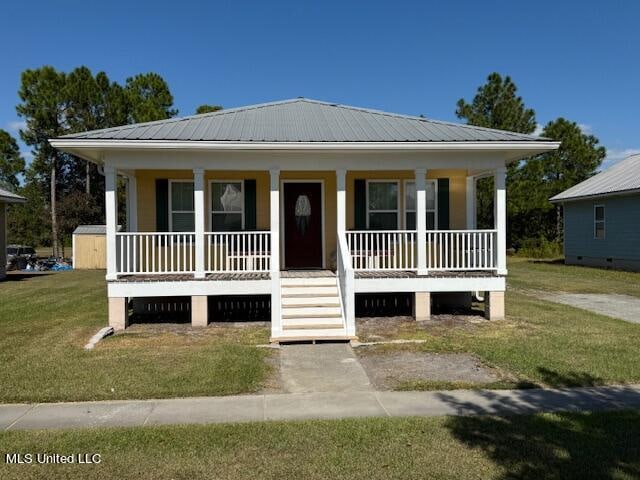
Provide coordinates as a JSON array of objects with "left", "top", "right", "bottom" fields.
[
  {"left": 403, "top": 179, "right": 438, "bottom": 230},
  {"left": 594, "top": 204, "right": 605, "bottom": 240},
  {"left": 208, "top": 179, "right": 245, "bottom": 232},
  {"left": 168, "top": 179, "right": 195, "bottom": 232},
  {"left": 366, "top": 179, "right": 401, "bottom": 229}
]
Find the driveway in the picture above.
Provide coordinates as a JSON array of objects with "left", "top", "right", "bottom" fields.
[{"left": 540, "top": 293, "right": 640, "bottom": 324}]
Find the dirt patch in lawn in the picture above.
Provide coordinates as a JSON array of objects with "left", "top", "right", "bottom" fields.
[
  {"left": 356, "top": 350, "right": 502, "bottom": 390},
  {"left": 356, "top": 313, "right": 487, "bottom": 342}
]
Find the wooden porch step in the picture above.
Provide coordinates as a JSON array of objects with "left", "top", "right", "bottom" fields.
[
  {"left": 281, "top": 286, "right": 339, "bottom": 297},
  {"left": 282, "top": 317, "right": 344, "bottom": 330},
  {"left": 282, "top": 306, "right": 342, "bottom": 318},
  {"left": 281, "top": 296, "right": 341, "bottom": 308},
  {"left": 280, "top": 277, "right": 336, "bottom": 287}
]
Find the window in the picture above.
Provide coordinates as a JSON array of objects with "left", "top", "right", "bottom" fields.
[
  {"left": 211, "top": 180, "right": 244, "bottom": 231},
  {"left": 367, "top": 181, "right": 399, "bottom": 229},
  {"left": 594, "top": 204, "right": 605, "bottom": 239},
  {"left": 405, "top": 180, "right": 437, "bottom": 230},
  {"left": 169, "top": 180, "right": 194, "bottom": 232}
]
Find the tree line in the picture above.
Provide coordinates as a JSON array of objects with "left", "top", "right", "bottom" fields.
[
  {"left": 2, "top": 66, "right": 219, "bottom": 257},
  {"left": 1, "top": 68, "right": 604, "bottom": 256}
]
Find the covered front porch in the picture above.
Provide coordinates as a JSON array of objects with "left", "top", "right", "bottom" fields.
[{"left": 104, "top": 164, "right": 508, "bottom": 341}]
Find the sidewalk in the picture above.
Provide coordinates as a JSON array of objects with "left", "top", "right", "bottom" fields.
[{"left": 2, "top": 385, "right": 640, "bottom": 431}]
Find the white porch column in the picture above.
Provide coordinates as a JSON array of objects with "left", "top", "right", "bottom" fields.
[
  {"left": 415, "top": 168, "right": 428, "bottom": 275},
  {"left": 336, "top": 169, "right": 346, "bottom": 233},
  {"left": 494, "top": 166, "right": 507, "bottom": 275},
  {"left": 466, "top": 175, "right": 476, "bottom": 230},
  {"left": 193, "top": 168, "right": 205, "bottom": 279},
  {"left": 269, "top": 169, "right": 281, "bottom": 338},
  {"left": 126, "top": 175, "right": 137, "bottom": 232},
  {"left": 105, "top": 165, "right": 118, "bottom": 281}
]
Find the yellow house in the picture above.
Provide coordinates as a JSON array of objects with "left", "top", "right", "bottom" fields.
[{"left": 51, "top": 98, "right": 559, "bottom": 342}]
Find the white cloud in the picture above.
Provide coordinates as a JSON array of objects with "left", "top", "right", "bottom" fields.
[
  {"left": 533, "top": 123, "right": 544, "bottom": 136},
  {"left": 578, "top": 123, "right": 592, "bottom": 134},
  {"left": 601, "top": 148, "right": 640, "bottom": 170},
  {"left": 6, "top": 120, "right": 26, "bottom": 133}
]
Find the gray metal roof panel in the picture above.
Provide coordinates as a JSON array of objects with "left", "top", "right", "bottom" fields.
[
  {"left": 550, "top": 154, "right": 640, "bottom": 202},
  {"left": 73, "top": 225, "right": 122, "bottom": 234},
  {"left": 0, "top": 186, "right": 25, "bottom": 203},
  {"left": 57, "top": 98, "right": 549, "bottom": 143}
]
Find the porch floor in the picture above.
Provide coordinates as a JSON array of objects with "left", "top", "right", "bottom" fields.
[
  {"left": 111, "top": 270, "right": 498, "bottom": 283},
  {"left": 111, "top": 272, "right": 271, "bottom": 282}
]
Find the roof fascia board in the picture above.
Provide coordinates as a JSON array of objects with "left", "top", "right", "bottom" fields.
[{"left": 50, "top": 139, "right": 560, "bottom": 152}]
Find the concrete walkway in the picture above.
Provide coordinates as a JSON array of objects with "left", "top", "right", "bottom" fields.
[
  {"left": 541, "top": 293, "right": 640, "bottom": 324},
  {"left": 2, "top": 385, "right": 640, "bottom": 431},
  {"left": 278, "top": 343, "right": 373, "bottom": 393}
]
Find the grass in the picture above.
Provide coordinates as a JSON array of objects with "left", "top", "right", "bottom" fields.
[
  {"left": 0, "top": 270, "right": 272, "bottom": 403},
  {"left": 507, "top": 256, "right": 640, "bottom": 297},
  {"left": 358, "top": 259, "right": 640, "bottom": 389},
  {"left": 1, "top": 411, "right": 640, "bottom": 479}
]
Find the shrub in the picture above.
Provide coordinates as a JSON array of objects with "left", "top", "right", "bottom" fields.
[{"left": 517, "top": 237, "right": 563, "bottom": 259}]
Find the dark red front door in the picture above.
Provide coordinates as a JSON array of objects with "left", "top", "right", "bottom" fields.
[{"left": 283, "top": 182, "right": 323, "bottom": 269}]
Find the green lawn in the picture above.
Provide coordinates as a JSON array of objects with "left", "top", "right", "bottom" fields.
[
  {"left": 0, "top": 271, "right": 271, "bottom": 403},
  {"left": 507, "top": 257, "right": 640, "bottom": 297},
  {"left": 358, "top": 259, "right": 640, "bottom": 389},
  {"left": 2, "top": 411, "right": 639, "bottom": 479}
]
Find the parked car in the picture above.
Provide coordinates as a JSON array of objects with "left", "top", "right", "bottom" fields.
[{"left": 6, "top": 244, "right": 37, "bottom": 270}]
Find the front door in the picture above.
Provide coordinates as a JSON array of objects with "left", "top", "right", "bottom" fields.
[{"left": 283, "top": 182, "right": 323, "bottom": 269}]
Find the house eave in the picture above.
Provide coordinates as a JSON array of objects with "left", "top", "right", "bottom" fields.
[{"left": 49, "top": 139, "right": 560, "bottom": 164}]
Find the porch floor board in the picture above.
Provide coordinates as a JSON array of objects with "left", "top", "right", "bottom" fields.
[
  {"left": 354, "top": 270, "right": 499, "bottom": 279},
  {"left": 112, "top": 272, "right": 271, "bottom": 283}
]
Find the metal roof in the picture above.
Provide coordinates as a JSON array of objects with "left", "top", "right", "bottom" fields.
[
  {"left": 73, "top": 225, "right": 122, "bottom": 235},
  {"left": 550, "top": 154, "right": 640, "bottom": 202},
  {"left": 58, "top": 98, "right": 548, "bottom": 143},
  {"left": 0, "top": 186, "right": 25, "bottom": 203}
]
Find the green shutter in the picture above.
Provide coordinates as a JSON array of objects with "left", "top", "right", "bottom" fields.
[
  {"left": 244, "top": 179, "right": 257, "bottom": 230},
  {"left": 354, "top": 179, "right": 367, "bottom": 230},
  {"left": 156, "top": 179, "right": 169, "bottom": 231},
  {"left": 437, "top": 178, "right": 449, "bottom": 230}
]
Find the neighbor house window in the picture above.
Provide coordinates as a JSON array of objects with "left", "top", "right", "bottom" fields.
[
  {"left": 169, "top": 180, "right": 195, "bottom": 232},
  {"left": 367, "top": 181, "right": 399, "bottom": 229},
  {"left": 594, "top": 204, "right": 605, "bottom": 239},
  {"left": 405, "top": 180, "right": 437, "bottom": 230},
  {"left": 211, "top": 180, "right": 244, "bottom": 231}
]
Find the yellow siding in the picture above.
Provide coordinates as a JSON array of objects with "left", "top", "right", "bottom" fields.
[
  {"left": 73, "top": 234, "right": 107, "bottom": 269},
  {"left": 134, "top": 168, "right": 470, "bottom": 268}
]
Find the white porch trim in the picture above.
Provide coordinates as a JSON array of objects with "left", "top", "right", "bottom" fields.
[
  {"left": 269, "top": 169, "right": 282, "bottom": 336},
  {"left": 105, "top": 165, "right": 118, "bottom": 281},
  {"left": 415, "top": 168, "right": 427, "bottom": 275},
  {"left": 494, "top": 166, "right": 507, "bottom": 275},
  {"left": 193, "top": 168, "right": 206, "bottom": 279}
]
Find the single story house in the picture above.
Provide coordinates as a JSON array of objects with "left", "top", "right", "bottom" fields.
[
  {"left": 551, "top": 153, "right": 640, "bottom": 271},
  {"left": 50, "top": 98, "right": 559, "bottom": 342},
  {"left": 0, "top": 186, "right": 26, "bottom": 280}
]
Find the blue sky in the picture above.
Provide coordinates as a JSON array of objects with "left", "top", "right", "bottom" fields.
[{"left": 2, "top": 0, "right": 638, "bottom": 169}]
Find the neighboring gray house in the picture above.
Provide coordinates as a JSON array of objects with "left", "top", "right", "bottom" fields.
[
  {"left": 0, "top": 186, "right": 26, "bottom": 280},
  {"left": 550, "top": 154, "right": 640, "bottom": 271}
]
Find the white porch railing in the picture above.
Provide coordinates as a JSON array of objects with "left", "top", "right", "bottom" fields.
[
  {"left": 116, "top": 232, "right": 196, "bottom": 274},
  {"left": 345, "top": 229, "right": 497, "bottom": 272},
  {"left": 205, "top": 231, "right": 271, "bottom": 273},
  {"left": 115, "top": 231, "right": 271, "bottom": 276},
  {"left": 336, "top": 233, "right": 355, "bottom": 336},
  {"left": 427, "top": 230, "right": 497, "bottom": 271},
  {"left": 346, "top": 230, "right": 417, "bottom": 270}
]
